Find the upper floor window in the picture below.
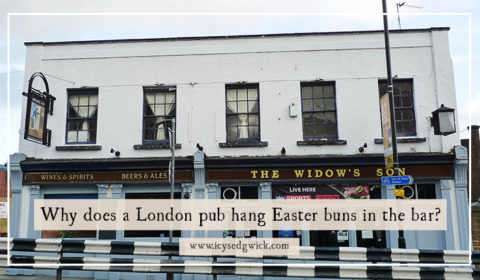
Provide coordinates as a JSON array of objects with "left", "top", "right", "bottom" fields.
[
  {"left": 66, "top": 89, "right": 98, "bottom": 144},
  {"left": 378, "top": 79, "right": 416, "bottom": 136},
  {"left": 143, "top": 87, "right": 176, "bottom": 143},
  {"left": 225, "top": 84, "right": 260, "bottom": 141},
  {"left": 301, "top": 82, "right": 338, "bottom": 140}
]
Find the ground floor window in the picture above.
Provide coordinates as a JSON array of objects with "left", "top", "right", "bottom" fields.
[
  {"left": 42, "top": 193, "right": 98, "bottom": 238},
  {"left": 221, "top": 186, "right": 258, "bottom": 238},
  {"left": 271, "top": 183, "right": 388, "bottom": 248},
  {"left": 355, "top": 185, "right": 386, "bottom": 248},
  {"left": 124, "top": 192, "right": 181, "bottom": 238}
]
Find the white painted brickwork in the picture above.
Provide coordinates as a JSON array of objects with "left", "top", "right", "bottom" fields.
[{"left": 19, "top": 29, "right": 459, "bottom": 159}]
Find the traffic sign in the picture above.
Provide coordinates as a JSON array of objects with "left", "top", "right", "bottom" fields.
[
  {"left": 394, "top": 189, "right": 404, "bottom": 197},
  {"left": 381, "top": 175, "right": 414, "bottom": 186}
]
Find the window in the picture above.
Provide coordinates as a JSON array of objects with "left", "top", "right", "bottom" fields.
[
  {"left": 225, "top": 84, "right": 260, "bottom": 141},
  {"left": 378, "top": 79, "right": 416, "bottom": 136},
  {"left": 143, "top": 87, "right": 176, "bottom": 143},
  {"left": 124, "top": 192, "right": 181, "bottom": 238},
  {"left": 301, "top": 82, "right": 338, "bottom": 140},
  {"left": 405, "top": 183, "right": 436, "bottom": 199},
  {"left": 66, "top": 89, "right": 98, "bottom": 144},
  {"left": 221, "top": 186, "right": 258, "bottom": 238},
  {"left": 42, "top": 193, "right": 98, "bottom": 238}
]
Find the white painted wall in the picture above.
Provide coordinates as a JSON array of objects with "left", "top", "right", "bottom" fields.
[{"left": 19, "top": 29, "right": 460, "bottom": 159}]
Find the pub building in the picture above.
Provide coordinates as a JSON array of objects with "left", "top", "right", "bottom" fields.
[
  {"left": 203, "top": 153, "right": 463, "bottom": 249},
  {"left": 8, "top": 27, "right": 469, "bottom": 279},
  {"left": 13, "top": 150, "right": 463, "bottom": 248}
]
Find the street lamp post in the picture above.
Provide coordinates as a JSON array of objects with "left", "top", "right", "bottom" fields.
[
  {"left": 167, "top": 118, "right": 176, "bottom": 280},
  {"left": 381, "top": 0, "right": 406, "bottom": 249},
  {"left": 169, "top": 118, "right": 175, "bottom": 244}
]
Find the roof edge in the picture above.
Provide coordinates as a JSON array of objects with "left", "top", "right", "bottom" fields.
[{"left": 24, "top": 27, "right": 450, "bottom": 47}]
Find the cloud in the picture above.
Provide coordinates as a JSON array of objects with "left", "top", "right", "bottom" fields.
[
  {"left": 0, "top": 0, "right": 476, "bottom": 157},
  {"left": 457, "top": 90, "right": 480, "bottom": 139}
]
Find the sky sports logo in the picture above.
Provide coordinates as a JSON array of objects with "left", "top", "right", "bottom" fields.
[{"left": 274, "top": 195, "right": 340, "bottom": 199}]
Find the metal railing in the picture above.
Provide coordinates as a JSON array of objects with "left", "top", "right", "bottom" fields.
[{"left": 1, "top": 238, "right": 478, "bottom": 280}]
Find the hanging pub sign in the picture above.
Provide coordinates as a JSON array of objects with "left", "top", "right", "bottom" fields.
[{"left": 22, "top": 72, "right": 55, "bottom": 146}]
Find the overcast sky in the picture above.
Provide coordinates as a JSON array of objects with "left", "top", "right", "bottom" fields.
[{"left": 1, "top": 0, "right": 478, "bottom": 163}]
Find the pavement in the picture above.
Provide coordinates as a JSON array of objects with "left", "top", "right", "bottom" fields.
[{"left": 0, "top": 269, "right": 88, "bottom": 279}]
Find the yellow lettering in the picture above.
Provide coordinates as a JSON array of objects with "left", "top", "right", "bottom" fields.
[
  {"left": 336, "top": 169, "right": 347, "bottom": 177},
  {"left": 272, "top": 170, "right": 279, "bottom": 179},
  {"left": 307, "top": 170, "right": 312, "bottom": 178},
  {"left": 325, "top": 169, "right": 334, "bottom": 178},
  {"left": 376, "top": 168, "right": 383, "bottom": 177},
  {"left": 250, "top": 171, "right": 258, "bottom": 178},
  {"left": 386, "top": 168, "right": 394, "bottom": 176},
  {"left": 353, "top": 169, "right": 360, "bottom": 177},
  {"left": 315, "top": 169, "right": 323, "bottom": 178},
  {"left": 261, "top": 170, "right": 269, "bottom": 179},
  {"left": 398, "top": 168, "right": 406, "bottom": 176},
  {"left": 294, "top": 170, "right": 305, "bottom": 178}
]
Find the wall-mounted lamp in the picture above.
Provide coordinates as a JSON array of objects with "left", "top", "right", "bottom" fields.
[
  {"left": 110, "top": 148, "right": 120, "bottom": 157},
  {"left": 289, "top": 103, "right": 298, "bottom": 117},
  {"left": 431, "top": 104, "right": 456, "bottom": 136}
]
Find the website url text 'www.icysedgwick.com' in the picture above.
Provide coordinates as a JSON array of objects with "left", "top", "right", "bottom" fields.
[{"left": 180, "top": 238, "right": 300, "bottom": 257}]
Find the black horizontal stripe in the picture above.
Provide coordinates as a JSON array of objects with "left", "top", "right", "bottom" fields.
[
  {"left": 11, "top": 255, "right": 35, "bottom": 264},
  {"left": 110, "top": 258, "right": 133, "bottom": 272},
  {"left": 418, "top": 250, "right": 444, "bottom": 263},
  {"left": 62, "top": 265, "right": 83, "bottom": 271},
  {"left": 367, "top": 266, "right": 392, "bottom": 279},
  {"left": 263, "top": 265, "right": 287, "bottom": 277},
  {"left": 314, "top": 247, "right": 340, "bottom": 261},
  {"left": 212, "top": 265, "right": 236, "bottom": 275},
  {"left": 159, "top": 260, "right": 185, "bottom": 274},
  {"left": 419, "top": 267, "right": 445, "bottom": 280},
  {"left": 367, "top": 248, "right": 392, "bottom": 262},
  {"left": 314, "top": 266, "right": 340, "bottom": 278},
  {"left": 110, "top": 241, "right": 135, "bottom": 255},
  {"left": 160, "top": 242, "right": 179, "bottom": 256},
  {"left": 110, "top": 258, "right": 133, "bottom": 264},
  {"left": 61, "top": 239, "right": 85, "bottom": 253},
  {"left": 60, "top": 256, "right": 84, "bottom": 264},
  {"left": 11, "top": 238, "right": 36, "bottom": 252}
]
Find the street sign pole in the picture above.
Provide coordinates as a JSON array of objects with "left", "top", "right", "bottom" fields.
[
  {"left": 382, "top": 0, "right": 406, "bottom": 249},
  {"left": 167, "top": 118, "right": 175, "bottom": 280}
]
